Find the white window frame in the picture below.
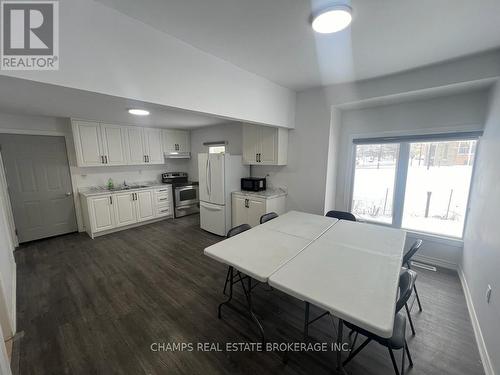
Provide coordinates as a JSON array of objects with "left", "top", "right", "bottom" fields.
[{"left": 347, "top": 132, "right": 481, "bottom": 242}]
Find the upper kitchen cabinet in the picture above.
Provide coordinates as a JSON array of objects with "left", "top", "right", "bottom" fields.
[
  {"left": 100, "top": 123, "right": 128, "bottom": 165},
  {"left": 143, "top": 128, "right": 164, "bottom": 164},
  {"left": 72, "top": 120, "right": 106, "bottom": 166},
  {"left": 72, "top": 119, "right": 167, "bottom": 167},
  {"left": 126, "top": 126, "right": 164, "bottom": 165},
  {"left": 162, "top": 129, "right": 191, "bottom": 158},
  {"left": 242, "top": 124, "right": 288, "bottom": 165}
]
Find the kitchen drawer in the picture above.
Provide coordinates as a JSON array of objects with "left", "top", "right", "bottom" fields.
[
  {"left": 155, "top": 187, "right": 171, "bottom": 194},
  {"left": 156, "top": 205, "right": 171, "bottom": 217},
  {"left": 156, "top": 193, "right": 170, "bottom": 203}
]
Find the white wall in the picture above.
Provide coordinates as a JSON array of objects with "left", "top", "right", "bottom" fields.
[
  {"left": 187, "top": 123, "right": 243, "bottom": 181},
  {"left": 0, "top": 112, "right": 189, "bottom": 232},
  {"left": 462, "top": 83, "right": 500, "bottom": 375},
  {"left": 0, "top": 0, "right": 295, "bottom": 128},
  {"left": 335, "top": 90, "right": 488, "bottom": 210},
  {"left": 0, "top": 153, "right": 16, "bottom": 340}
]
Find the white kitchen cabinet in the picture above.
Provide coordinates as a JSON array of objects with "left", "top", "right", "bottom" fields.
[
  {"left": 162, "top": 129, "right": 190, "bottom": 155},
  {"left": 89, "top": 195, "right": 115, "bottom": 232},
  {"left": 125, "top": 126, "right": 147, "bottom": 164},
  {"left": 144, "top": 128, "right": 164, "bottom": 164},
  {"left": 136, "top": 190, "right": 155, "bottom": 222},
  {"left": 231, "top": 192, "right": 286, "bottom": 227},
  {"left": 72, "top": 119, "right": 167, "bottom": 167},
  {"left": 242, "top": 124, "right": 288, "bottom": 165},
  {"left": 113, "top": 192, "right": 137, "bottom": 227},
  {"left": 80, "top": 186, "right": 173, "bottom": 238},
  {"left": 72, "top": 120, "right": 104, "bottom": 166},
  {"left": 100, "top": 123, "right": 128, "bottom": 165}
]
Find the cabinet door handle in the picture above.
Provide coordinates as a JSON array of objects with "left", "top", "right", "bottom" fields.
[
  {"left": 109, "top": 196, "right": 113, "bottom": 204},
  {"left": 104, "top": 155, "right": 108, "bottom": 164},
  {"left": 144, "top": 155, "right": 147, "bottom": 162},
  {"left": 258, "top": 153, "right": 261, "bottom": 162},
  {"left": 101, "top": 155, "right": 104, "bottom": 164},
  {"left": 134, "top": 193, "right": 137, "bottom": 200},
  {"left": 255, "top": 153, "right": 258, "bottom": 162}
]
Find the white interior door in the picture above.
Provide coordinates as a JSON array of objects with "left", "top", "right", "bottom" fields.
[
  {"left": 136, "top": 190, "right": 155, "bottom": 222},
  {"left": 0, "top": 134, "right": 78, "bottom": 242},
  {"left": 73, "top": 120, "right": 103, "bottom": 166},
  {"left": 200, "top": 201, "right": 226, "bottom": 236},
  {"left": 100, "top": 123, "right": 127, "bottom": 165},
  {"left": 90, "top": 195, "right": 115, "bottom": 232},
  {"left": 198, "top": 153, "right": 209, "bottom": 202},
  {"left": 113, "top": 192, "right": 137, "bottom": 227},
  {"left": 126, "top": 127, "right": 146, "bottom": 164},
  {"left": 208, "top": 153, "right": 225, "bottom": 205}
]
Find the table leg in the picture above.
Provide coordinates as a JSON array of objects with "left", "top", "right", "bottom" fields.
[
  {"left": 337, "top": 318, "right": 343, "bottom": 372},
  {"left": 218, "top": 266, "right": 233, "bottom": 318},
  {"left": 246, "top": 276, "right": 265, "bottom": 343}
]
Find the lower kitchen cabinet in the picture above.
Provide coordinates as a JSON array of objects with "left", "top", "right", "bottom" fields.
[
  {"left": 81, "top": 186, "right": 173, "bottom": 238},
  {"left": 232, "top": 192, "right": 286, "bottom": 228},
  {"left": 89, "top": 194, "right": 116, "bottom": 232}
]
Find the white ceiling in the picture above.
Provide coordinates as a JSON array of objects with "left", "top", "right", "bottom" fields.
[
  {"left": 0, "top": 76, "right": 232, "bottom": 128},
  {"left": 96, "top": 0, "right": 500, "bottom": 90}
]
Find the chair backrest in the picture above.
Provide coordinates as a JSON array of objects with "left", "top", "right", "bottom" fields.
[
  {"left": 227, "top": 224, "right": 251, "bottom": 238},
  {"left": 395, "top": 269, "right": 417, "bottom": 312},
  {"left": 260, "top": 212, "right": 279, "bottom": 224},
  {"left": 325, "top": 210, "right": 356, "bottom": 222},
  {"left": 402, "top": 239, "right": 423, "bottom": 267}
]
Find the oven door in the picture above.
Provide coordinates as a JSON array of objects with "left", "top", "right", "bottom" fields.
[{"left": 175, "top": 185, "right": 199, "bottom": 207}]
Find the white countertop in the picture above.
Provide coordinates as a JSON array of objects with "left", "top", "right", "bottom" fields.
[
  {"left": 232, "top": 187, "right": 287, "bottom": 199},
  {"left": 79, "top": 181, "right": 170, "bottom": 197}
]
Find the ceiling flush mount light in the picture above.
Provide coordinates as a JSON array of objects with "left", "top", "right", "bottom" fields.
[
  {"left": 128, "top": 109, "right": 150, "bottom": 116},
  {"left": 312, "top": 5, "right": 352, "bottom": 34}
]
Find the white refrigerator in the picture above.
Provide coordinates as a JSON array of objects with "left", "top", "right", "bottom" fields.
[{"left": 198, "top": 153, "right": 248, "bottom": 236}]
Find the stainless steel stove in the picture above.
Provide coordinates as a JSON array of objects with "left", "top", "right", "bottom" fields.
[{"left": 161, "top": 172, "right": 199, "bottom": 218}]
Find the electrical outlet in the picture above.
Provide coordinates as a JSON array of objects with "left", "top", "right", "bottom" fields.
[{"left": 486, "top": 285, "right": 492, "bottom": 304}]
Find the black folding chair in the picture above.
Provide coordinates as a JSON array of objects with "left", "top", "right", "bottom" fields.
[
  {"left": 343, "top": 269, "right": 416, "bottom": 375},
  {"left": 260, "top": 212, "right": 279, "bottom": 224},
  {"left": 222, "top": 224, "right": 251, "bottom": 296},
  {"left": 402, "top": 240, "right": 423, "bottom": 313},
  {"left": 325, "top": 210, "right": 356, "bottom": 221}
]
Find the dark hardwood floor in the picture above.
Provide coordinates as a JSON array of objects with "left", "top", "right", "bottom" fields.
[{"left": 14, "top": 215, "right": 484, "bottom": 375}]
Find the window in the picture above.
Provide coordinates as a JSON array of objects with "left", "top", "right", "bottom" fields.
[
  {"left": 352, "top": 144, "right": 399, "bottom": 224},
  {"left": 350, "top": 135, "right": 479, "bottom": 239},
  {"left": 208, "top": 145, "right": 226, "bottom": 154}
]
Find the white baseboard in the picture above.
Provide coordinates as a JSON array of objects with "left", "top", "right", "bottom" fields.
[
  {"left": 412, "top": 254, "right": 458, "bottom": 270},
  {"left": 458, "top": 266, "right": 495, "bottom": 375}
]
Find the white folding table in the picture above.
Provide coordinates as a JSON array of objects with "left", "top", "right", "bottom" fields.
[
  {"left": 204, "top": 211, "right": 337, "bottom": 340},
  {"left": 204, "top": 211, "right": 406, "bottom": 370},
  {"left": 269, "top": 220, "right": 406, "bottom": 369}
]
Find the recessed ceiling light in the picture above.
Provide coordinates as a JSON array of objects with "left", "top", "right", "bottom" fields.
[
  {"left": 128, "top": 109, "right": 150, "bottom": 116},
  {"left": 312, "top": 5, "right": 352, "bottom": 34}
]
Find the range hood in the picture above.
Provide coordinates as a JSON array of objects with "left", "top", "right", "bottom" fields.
[{"left": 164, "top": 151, "right": 191, "bottom": 159}]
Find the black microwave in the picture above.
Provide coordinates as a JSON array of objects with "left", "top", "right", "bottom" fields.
[{"left": 241, "top": 177, "right": 266, "bottom": 192}]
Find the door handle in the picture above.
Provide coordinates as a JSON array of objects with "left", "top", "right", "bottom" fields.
[{"left": 205, "top": 157, "right": 210, "bottom": 196}]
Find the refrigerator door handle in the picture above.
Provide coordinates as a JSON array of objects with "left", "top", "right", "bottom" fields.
[
  {"left": 205, "top": 156, "right": 210, "bottom": 197},
  {"left": 208, "top": 157, "right": 212, "bottom": 197}
]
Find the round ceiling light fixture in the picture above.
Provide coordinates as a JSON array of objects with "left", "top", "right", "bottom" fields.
[
  {"left": 311, "top": 4, "right": 352, "bottom": 34},
  {"left": 128, "top": 108, "right": 150, "bottom": 116}
]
